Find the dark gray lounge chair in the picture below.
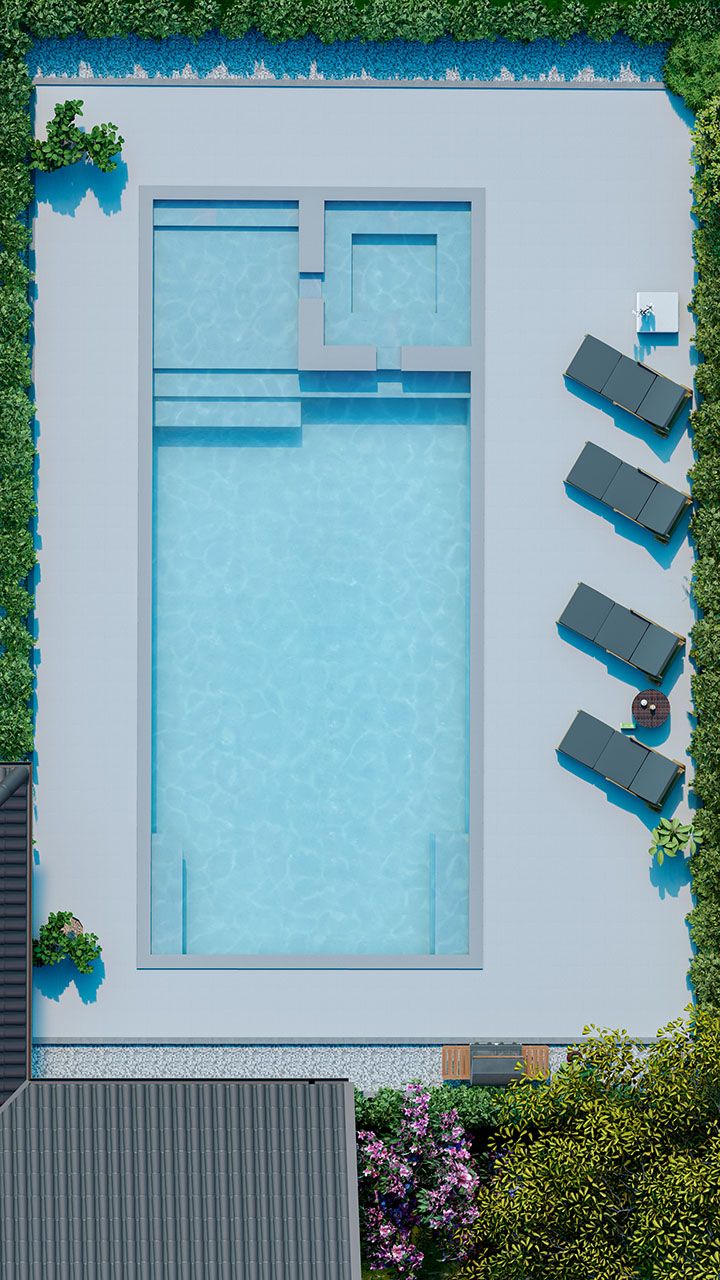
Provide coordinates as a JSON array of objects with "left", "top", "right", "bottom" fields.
[
  {"left": 566, "top": 442, "right": 691, "bottom": 542},
  {"left": 558, "top": 583, "right": 684, "bottom": 683},
  {"left": 566, "top": 335, "right": 691, "bottom": 436},
  {"left": 558, "top": 710, "right": 684, "bottom": 810}
]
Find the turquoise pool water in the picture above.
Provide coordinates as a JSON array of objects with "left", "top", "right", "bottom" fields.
[{"left": 150, "top": 197, "right": 473, "bottom": 960}]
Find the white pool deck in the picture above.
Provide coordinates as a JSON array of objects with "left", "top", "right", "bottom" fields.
[{"left": 32, "top": 82, "right": 695, "bottom": 1043}]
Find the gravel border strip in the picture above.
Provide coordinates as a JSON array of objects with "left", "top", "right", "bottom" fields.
[{"left": 32, "top": 1043, "right": 586, "bottom": 1091}]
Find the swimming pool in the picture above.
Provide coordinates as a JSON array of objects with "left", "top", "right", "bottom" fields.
[{"left": 142, "top": 188, "right": 482, "bottom": 966}]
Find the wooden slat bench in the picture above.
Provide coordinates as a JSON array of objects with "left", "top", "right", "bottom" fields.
[{"left": 442, "top": 1043, "right": 550, "bottom": 1085}]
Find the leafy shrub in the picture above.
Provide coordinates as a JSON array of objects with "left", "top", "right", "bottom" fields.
[
  {"left": 26, "top": 0, "right": 82, "bottom": 38},
  {"left": 179, "top": 0, "right": 223, "bottom": 40},
  {"left": 218, "top": 0, "right": 255, "bottom": 38},
  {"left": 32, "top": 910, "right": 102, "bottom": 975},
  {"left": 0, "top": 162, "right": 33, "bottom": 216},
  {"left": 447, "top": 0, "right": 497, "bottom": 42},
  {"left": 355, "top": 1082, "right": 503, "bottom": 1148},
  {"left": 673, "top": 0, "right": 720, "bottom": 42},
  {"left": 545, "top": 0, "right": 586, "bottom": 43},
  {"left": 0, "top": 107, "right": 31, "bottom": 165},
  {"left": 585, "top": 0, "right": 623, "bottom": 42},
  {"left": 11, "top": 0, "right": 708, "bottom": 44},
  {"left": 622, "top": 0, "right": 680, "bottom": 45},
  {"left": 361, "top": 0, "right": 450, "bottom": 44},
  {"left": 689, "top": 92, "right": 720, "bottom": 1010},
  {"left": 690, "top": 452, "right": 720, "bottom": 509},
  {"left": 0, "top": 42, "right": 34, "bottom": 762},
  {"left": 456, "top": 1012, "right": 720, "bottom": 1278},
  {"left": 304, "top": 0, "right": 359, "bottom": 43},
  {"left": 648, "top": 816, "right": 701, "bottom": 865},
  {"left": 665, "top": 35, "right": 720, "bottom": 113},
  {"left": 84, "top": 120, "right": 125, "bottom": 171},
  {"left": 495, "top": 0, "right": 552, "bottom": 43},
  {"left": 125, "top": 0, "right": 185, "bottom": 39},
  {"left": 80, "top": 0, "right": 133, "bottom": 39},
  {"left": 33, "top": 99, "right": 124, "bottom": 173},
  {"left": 256, "top": 0, "right": 310, "bottom": 42},
  {"left": 358, "top": 1083, "right": 480, "bottom": 1278}
]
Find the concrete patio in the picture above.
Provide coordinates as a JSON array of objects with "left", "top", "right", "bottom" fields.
[{"left": 32, "top": 81, "right": 695, "bottom": 1042}]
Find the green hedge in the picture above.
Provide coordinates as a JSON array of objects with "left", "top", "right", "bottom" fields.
[
  {"left": 0, "top": 32, "right": 34, "bottom": 761},
  {"left": 686, "top": 95, "right": 720, "bottom": 1014},
  {"left": 6, "top": 0, "right": 720, "bottom": 46}
]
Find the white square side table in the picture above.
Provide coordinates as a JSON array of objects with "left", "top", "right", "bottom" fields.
[{"left": 635, "top": 291, "right": 679, "bottom": 334}]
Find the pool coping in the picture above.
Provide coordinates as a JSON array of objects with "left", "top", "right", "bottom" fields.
[{"left": 137, "top": 184, "right": 485, "bottom": 970}]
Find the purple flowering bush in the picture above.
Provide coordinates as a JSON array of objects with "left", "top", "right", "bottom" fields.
[{"left": 357, "top": 1083, "right": 480, "bottom": 1277}]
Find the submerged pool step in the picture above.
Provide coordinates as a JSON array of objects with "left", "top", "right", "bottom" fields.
[
  {"left": 154, "top": 370, "right": 470, "bottom": 400},
  {"left": 430, "top": 831, "right": 470, "bottom": 956},
  {"left": 154, "top": 371, "right": 301, "bottom": 399},
  {"left": 155, "top": 398, "right": 302, "bottom": 430},
  {"left": 154, "top": 202, "right": 299, "bottom": 229},
  {"left": 150, "top": 834, "right": 186, "bottom": 956}
]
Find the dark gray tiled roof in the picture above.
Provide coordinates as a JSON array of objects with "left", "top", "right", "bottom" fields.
[
  {"left": 0, "top": 1078, "right": 361, "bottom": 1280},
  {"left": 0, "top": 764, "right": 31, "bottom": 1107}
]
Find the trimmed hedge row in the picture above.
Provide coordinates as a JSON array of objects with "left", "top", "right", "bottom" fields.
[
  {"left": 13, "top": 0, "right": 720, "bottom": 47},
  {"left": 686, "top": 96, "right": 720, "bottom": 1014},
  {"left": 0, "top": 34, "right": 34, "bottom": 760}
]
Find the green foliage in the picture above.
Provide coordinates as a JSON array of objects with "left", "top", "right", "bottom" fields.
[
  {"left": 69, "top": 928, "right": 104, "bottom": 973},
  {"left": 26, "top": 0, "right": 82, "bottom": 39},
  {"left": 218, "top": 0, "right": 254, "bottom": 38},
  {"left": 688, "top": 93, "right": 720, "bottom": 1012},
  {"left": 126, "top": 0, "right": 185, "bottom": 39},
  {"left": 32, "top": 910, "right": 102, "bottom": 975},
  {"left": 9, "top": 0, "right": 716, "bottom": 43},
  {"left": 0, "top": 162, "right": 33, "bottom": 216},
  {"left": 0, "top": 106, "right": 30, "bottom": 164},
  {"left": 80, "top": 0, "right": 133, "bottom": 38},
  {"left": 446, "top": 0, "right": 497, "bottom": 42},
  {"left": 665, "top": 35, "right": 720, "bottom": 113},
  {"left": 648, "top": 817, "right": 701, "bottom": 865},
  {"left": 84, "top": 120, "right": 125, "bottom": 171},
  {"left": 32, "top": 99, "right": 124, "bottom": 174},
  {"left": 360, "top": 0, "right": 450, "bottom": 44},
  {"left": 179, "top": 0, "right": 223, "bottom": 40},
  {"left": 622, "top": 0, "right": 680, "bottom": 46},
  {"left": 355, "top": 1082, "right": 504, "bottom": 1149},
  {"left": 256, "top": 0, "right": 310, "bottom": 42},
  {"left": 0, "top": 55, "right": 32, "bottom": 110},
  {"left": 355, "top": 1084, "right": 405, "bottom": 1139},
  {"left": 0, "top": 49, "right": 33, "bottom": 761},
  {"left": 585, "top": 0, "right": 623, "bottom": 42},
  {"left": 456, "top": 1012, "right": 720, "bottom": 1279},
  {"left": 304, "top": 0, "right": 359, "bottom": 43}
]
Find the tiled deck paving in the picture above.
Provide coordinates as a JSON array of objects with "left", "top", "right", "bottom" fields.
[{"left": 32, "top": 82, "right": 694, "bottom": 1043}]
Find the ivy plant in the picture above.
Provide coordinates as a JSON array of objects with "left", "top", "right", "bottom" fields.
[
  {"left": 648, "top": 817, "right": 702, "bottom": 866},
  {"left": 32, "top": 909, "right": 102, "bottom": 975},
  {"left": 32, "top": 99, "right": 124, "bottom": 174}
]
